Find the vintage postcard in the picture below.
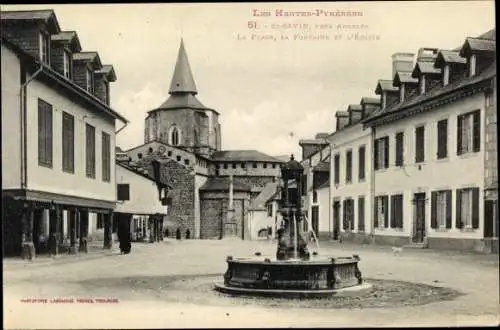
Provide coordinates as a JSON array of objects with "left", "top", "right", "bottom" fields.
[{"left": 1, "top": 1, "right": 498, "bottom": 329}]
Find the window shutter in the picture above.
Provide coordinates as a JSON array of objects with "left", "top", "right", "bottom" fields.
[
  {"left": 437, "top": 120, "right": 448, "bottom": 158},
  {"left": 445, "top": 190, "right": 452, "bottom": 229},
  {"left": 359, "top": 147, "right": 365, "bottom": 180},
  {"left": 431, "top": 191, "right": 437, "bottom": 229},
  {"left": 472, "top": 110, "right": 481, "bottom": 152},
  {"left": 350, "top": 200, "right": 355, "bottom": 230},
  {"left": 472, "top": 187, "right": 479, "bottom": 229},
  {"left": 384, "top": 137, "right": 389, "bottom": 168},
  {"left": 358, "top": 197, "right": 365, "bottom": 231},
  {"left": 373, "top": 197, "right": 379, "bottom": 228},
  {"left": 457, "top": 115, "right": 463, "bottom": 155},
  {"left": 342, "top": 200, "right": 347, "bottom": 230},
  {"left": 456, "top": 189, "right": 462, "bottom": 228},
  {"left": 374, "top": 140, "right": 379, "bottom": 170},
  {"left": 390, "top": 195, "right": 396, "bottom": 228},
  {"left": 397, "top": 196, "right": 404, "bottom": 228},
  {"left": 383, "top": 196, "right": 389, "bottom": 228}
]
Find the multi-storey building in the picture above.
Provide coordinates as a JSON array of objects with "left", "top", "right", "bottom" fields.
[
  {"left": 1, "top": 10, "right": 128, "bottom": 258},
  {"left": 361, "top": 31, "right": 497, "bottom": 252}
]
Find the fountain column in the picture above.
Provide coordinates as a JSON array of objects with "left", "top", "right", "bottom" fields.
[{"left": 224, "top": 175, "right": 237, "bottom": 238}]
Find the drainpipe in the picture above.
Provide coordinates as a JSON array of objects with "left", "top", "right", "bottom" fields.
[
  {"left": 370, "top": 126, "right": 376, "bottom": 242},
  {"left": 20, "top": 65, "right": 44, "bottom": 189}
]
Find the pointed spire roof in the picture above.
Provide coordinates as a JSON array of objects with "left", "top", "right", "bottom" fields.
[{"left": 168, "top": 39, "right": 198, "bottom": 95}]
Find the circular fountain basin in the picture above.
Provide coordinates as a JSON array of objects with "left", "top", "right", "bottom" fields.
[{"left": 214, "top": 254, "right": 366, "bottom": 298}]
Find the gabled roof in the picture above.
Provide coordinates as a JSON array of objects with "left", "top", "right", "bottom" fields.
[
  {"left": 298, "top": 139, "right": 330, "bottom": 145},
  {"left": 199, "top": 177, "right": 252, "bottom": 192},
  {"left": 412, "top": 61, "right": 441, "bottom": 78},
  {"left": 347, "top": 104, "right": 362, "bottom": 111},
  {"left": 375, "top": 79, "right": 398, "bottom": 94},
  {"left": 360, "top": 97, "right": 381, "bottom": 105},
  {"left": 51, "top": 31, "right": 82, "bottom": 52},
  {"left": 1, "top": 9, "right": 60, "bottom": 33},
  {"left": 211, "top": 150, "right": 285, "bottom": 163},
  {"left": 95, "top": 64, "right": 117, "bottom": 82},
  {"left": 335, "top": 110, "right": 349, "bottom": 117},
  {"left": 394, "top": 71, "right": 418, "bottom": 86},
  {"left": 73, "top": 51, "right": 103, "bottom": 69},
  {"left": 434, "top": 50, "right": 467, "bottom": 68},
  {"left": 459, "top": 37, "right": 496, "bottom": 57},
  {"left": 249, "top": 181, "right": 279, "bottom": 210},
  {"left": 169, "top": 39, "right": 198, "bottom": 95}
]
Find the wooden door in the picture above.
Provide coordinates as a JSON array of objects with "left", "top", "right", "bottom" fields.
[{"left": 412, "top": 193, "right": 426, "bottom": 243}]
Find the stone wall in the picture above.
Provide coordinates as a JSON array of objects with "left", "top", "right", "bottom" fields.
[{"left": 136, "top": 156, "right": 196, "bottom": 235}]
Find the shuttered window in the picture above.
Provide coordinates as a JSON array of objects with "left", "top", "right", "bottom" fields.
[
  {"left": 437, "top": 119, "right": 448, "bottom": 159},
  {"left": 431, "top": 190, "right": 452, "bottom": 229},
  {"left": 455, "top": 187, "right": 479, "bottom": 229},
  {"left": 358, "top": 196, "right": 365, "bottom": 232},
  {"left": 415, "top": 125, "right": 425, "bottom": 163},
  {"left": 85, "top": 124, "right": 96, "bottom": 178},
  {"left": 38, "top": 99, "right": 53, "bottom": 167},
  {"left": 345, "top": 150, "right": 352, "bottom": 183},
  {"left": 457, "top": 110, "right": 481, "bottom": 155},
  {"left": 358, "top": 145, "right": 365, "bottom": 181},
  {"left": 62, "top": 112, "right": 74, "bottom": 173},
  {"left": 374, "top": 195, "right": 389, "bottom": 229},
  {"left": 395, "top": 132, "right": 404, "bottom": 166},
  {"left": 342, "top": 198, "right": 355, "bottom": 230},
  {"left": 334, "top": 154, "right": 340, "bottom": 184},
  {"left": 102, "top": 132, "right": 111, "bottom": 182},
  {"left": 374, "top": 136, "right": 389, "bottom": 170},
  {"left": 390, "top": 194, "right": 404, "bottom": 229}
]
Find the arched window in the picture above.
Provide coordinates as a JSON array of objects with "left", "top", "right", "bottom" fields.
[{"left": 170, "top": 126, "right": 180, "bottom": 146}]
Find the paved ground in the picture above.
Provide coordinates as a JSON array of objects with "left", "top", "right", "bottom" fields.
[{"left": 3, "top": 239, "right": 499, "bottom": 328}]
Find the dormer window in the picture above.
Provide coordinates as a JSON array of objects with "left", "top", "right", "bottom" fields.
[
  {"left": 39, "top": 32, "right": 50, "bottom": 64},
  {"left": 63, "top": 50, "right": 71, "bottom": 79},
  {"left": 469, "top": 54, "right": 476, "bottom": 77},
  {"left": 104, "top": 81, "right": 110, "bottom": 105},
  {"left": 86, "top": 68, "right": 93, "bottom": 93},
  {"left": 443, "top": 65, "right": 450, "bottom": 86}
]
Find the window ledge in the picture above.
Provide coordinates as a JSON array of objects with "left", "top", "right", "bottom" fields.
[
  {"left": 38, "top": 162, "right": 53, "bottom": 169},
  {"left": 375, "top": 168, "right": 388, "bottom": 173},
  {"left": 435, "top": 157, "right": 449, "bottom": 163},
  {"left": 358, "top": 178, "right": 366, "bottom": 183},
  {"left": 457, "top": 151, "right": 480, "bottom": 160},
  {"left": 460, "top": 227, "right": 477, "bottom": 233},
  {"left": 435, "top": 227, "right": 449, "bottom": 232}
]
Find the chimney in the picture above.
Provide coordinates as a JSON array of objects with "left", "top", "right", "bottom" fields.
[
  {"left": 94, "top": 65, "right": 116, "bottom": 105},
  {"left": 392, "top": 52, "right": 415, "bottom": 79},
  {"left": 347, "top": 104, "right": 363, "bottom": 124},
  {"left": 335, "top": 111, "right": 349, "bottom": 130},
  {"left": 417, "top": 48, "right": 438, "bottom": 62}
]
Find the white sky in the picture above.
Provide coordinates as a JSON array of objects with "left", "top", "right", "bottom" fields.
[{"left": 1, "top": 2, "right": 495, "bottom": 159}]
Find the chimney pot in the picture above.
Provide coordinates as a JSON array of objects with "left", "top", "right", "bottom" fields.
[{"left": 392, "top": 52, "right": 415, "bottom": 79}]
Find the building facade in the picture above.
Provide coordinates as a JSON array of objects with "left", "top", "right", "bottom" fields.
[{"left": 1, "top": 10, "right": 128, "bottom": 258}]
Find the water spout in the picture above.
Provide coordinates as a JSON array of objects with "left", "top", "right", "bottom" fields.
[{"left": 304, "top": 215, "right": 321, "bottom": 254}]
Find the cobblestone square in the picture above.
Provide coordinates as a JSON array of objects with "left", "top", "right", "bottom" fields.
[{"left": 3, "top": 240, "right": 499, "bottom": 328}]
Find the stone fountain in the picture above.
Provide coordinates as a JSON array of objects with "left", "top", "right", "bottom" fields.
[{"left": 214, "top": 155, "right": 365, "bottom": 298}]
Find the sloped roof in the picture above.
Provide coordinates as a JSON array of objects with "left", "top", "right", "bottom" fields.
[
  {"left": 73, "top": 51, "right": 102, "bottom": 69},
  {"left": 478, "top": 28, "right": 496, "bottom": 40},
  {"left": 51, "top": 31, "right": 82, "bottom": 52},
  {"left": 273, "top": 155, "right": 291, "bottom": 162},
  {"left": 394, "top": 71, "right": 419, "bottom": 86},
  {"left": 348, "top": 104, "right": 362, "bottom": 111},
  {"left": 313, "top": 161, "right": 330, "bottom": 172},
  {"left": 1, "top": 10, "right": 60, "bottom": 33},
  {"left": 361, "top": 97, "right": 381, "bottom": 105},
  {"left": 375, "top": 79, "right": 399, "bottom": 94},
  {"left": 298, "top": 139, "right": 329, "bottom": 145},
  {"left": 169, "top": 39, "right": 198, "bottom": 95},
  {"left": 365, "top": 60, "right": 496, "bottom": 125},
  {"left": 434, "top": 50, "right": 467, "bottom": 67},
  {"left": 335, "top": 110, "right": 349, "bottom": 117},
  {"left": 95, "top": 64, "right": 117, "bottom": 82},
  {"left": 199, "top": 177, "right": 252, "bottom": 192},
  {"left": 152, "top": 93, "right": 218, "bottom": 114},
  {"left": 460, "top": 37, "right": 496, "bottom": 57},
  {"left": 212, "top": 150, "right": 285, "bottom": 163},
  {"left": 117, "top": 162, "right": 173, "bottom": 189},
  {"left": 315, "top": 132, "right": 330, "bottom": 139},
  {"left": 249, "top": 181, "right": 279, "bottom": 210},
  {"left": 412, "top": 61, "right": 441, "bottom": 78}
]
